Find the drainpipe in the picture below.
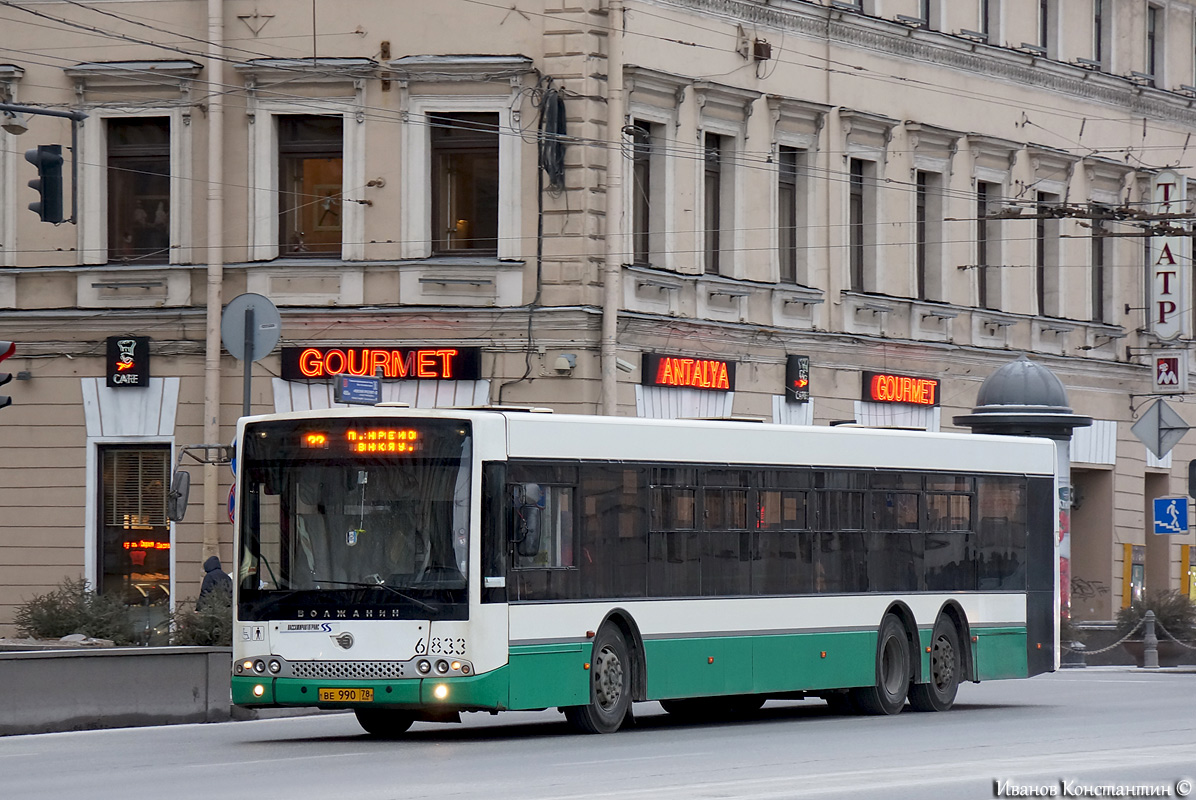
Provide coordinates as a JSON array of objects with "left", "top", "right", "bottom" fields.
[
  {"left": 202, "top": 0, "right": 225, "bottom": 561},
  {"left": 600, "top": 0, "right": 625, "bottom": 416}
]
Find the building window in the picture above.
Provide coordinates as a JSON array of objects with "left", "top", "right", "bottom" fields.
[
  {"left": 1092, "top": 212, "right": 1108, "bottom": 323},
  {"left": 99, "top": 445, "right": 171, "bottom": 640},
  {"left": 1036, "top": 191, "right": 1061, "bottom": 317},
  {"left": 278, "top": 115, "right": 343, "bottom": 257},
  {"left": 106, "top": 117, "right": 171, "bottom": 265},
  {"left": 1147, "top": 5, "right": 1161, "bottom": 85},
  {"left": 778, "top": 145, "right": 806, "bottom": 284},
  {"left": 977, "top": 182, "right": 1001, "bottom": 310},
  {"left": 980, "top": 0, "right": 999, "bottom": 40},
  {"left": 704, "top": 132, "right": 724, "bottom": 275},
  {"left": 1093, "top": 0, "right": 1105, "bottom": 65},
  {"left": 430, "top": 112, "right": 500, "bottom": 255},
  {"left": 1039, "top": 0, "right": 1050, "bottom": 50},
  {"left": 848, "top": 158, "right": 876, "bottom": 293},
  {"left": 630, "top": 121, "right": 663, "bottom": 266},
  {"left": 915, "top": 171, "right": 943, "bottom": 301}
]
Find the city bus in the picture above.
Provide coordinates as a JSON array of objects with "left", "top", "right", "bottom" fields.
[{"left": 222, "top": 406, "right": 1058, "bottom": 735}]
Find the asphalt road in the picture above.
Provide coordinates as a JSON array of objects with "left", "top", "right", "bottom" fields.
[{"left": 2, "top": 668, "right": 1193, "bottom": 800}]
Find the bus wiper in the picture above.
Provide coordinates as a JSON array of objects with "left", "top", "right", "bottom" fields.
[{"left": 311, "top": 578, "right": 439, "bottom": 613}]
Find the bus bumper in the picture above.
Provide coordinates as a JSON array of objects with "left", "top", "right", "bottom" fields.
[{"left": 232, "top": 667, "right": 511, "bottom": 711}]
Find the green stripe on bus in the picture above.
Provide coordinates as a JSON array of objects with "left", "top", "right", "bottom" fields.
[
  {"left": 972, "top": 627, "right": 1029, "bottom": 680},
  {"left": 642, "top": 630, "right": 878, "bottom": 699}
]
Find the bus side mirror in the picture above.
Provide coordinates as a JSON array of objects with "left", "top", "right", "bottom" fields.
[
  {"left": 511, "top": 483, "right": 543, "bottom": 558},
  {"left": 167, "top": 470, "right": 191, "bottom": 522}
]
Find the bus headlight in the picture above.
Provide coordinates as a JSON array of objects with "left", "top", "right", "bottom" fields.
[
  {"left": 253, "top": 684, "right": 265, "bottom": 697},
  {"left": 433, "top": 684, "right": 449, "bottom": 700},
  {"left": 417, "top": 659, "right": 431, "bottom": 674},
  {"left": 435, "top": 660, "right": 449, "bottom": 674},
  {"left": 253, "top": 659, "right": 266, "bottom": 674},
  {"left": 268, "top": 660, "right": 282, "bottom": 674}
]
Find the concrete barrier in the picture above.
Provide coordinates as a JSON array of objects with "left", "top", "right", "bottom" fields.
[{"left": 0, "top": 646, "right": 232, "bottom": 735}]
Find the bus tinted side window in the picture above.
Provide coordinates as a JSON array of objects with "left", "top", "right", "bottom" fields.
[{"left": 507, "top": 463, "right": 579, "bottom": 601}]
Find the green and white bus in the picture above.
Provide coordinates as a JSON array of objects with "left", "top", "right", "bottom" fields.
[{"left": 226, "top": 407, "right": 1058, "bottom": 735}]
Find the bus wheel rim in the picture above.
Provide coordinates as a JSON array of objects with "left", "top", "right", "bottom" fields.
[
  {"left": 594, "top": 645, "right": 624, "bottom": 711},
  {"left": 931, "top": 635, "right": 955, "bottom": 690}
]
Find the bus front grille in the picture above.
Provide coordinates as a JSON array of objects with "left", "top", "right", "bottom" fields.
[{"left": 291, "top": 661, "right": 410, "bottom": 680}]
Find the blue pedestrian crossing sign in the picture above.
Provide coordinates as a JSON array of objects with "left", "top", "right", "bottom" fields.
[{"left": 1153, "top": 497, "right": 1189, "bottom": 535}]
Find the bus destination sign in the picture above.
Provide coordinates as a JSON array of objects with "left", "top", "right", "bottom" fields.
[
  {"left": 862, "top": 370, "right": 940, "bottom": 407},
  {"left": 642, "top": 353, "right": 736, "bottom": 392},
  {"left": 282, "top": 346, "right": 481, "bottom": 381},
  {"left": 300, "top": 427, "right": 423, "bottom": 455}
]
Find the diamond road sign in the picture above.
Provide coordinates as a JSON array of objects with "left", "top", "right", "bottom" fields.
[{"left": 1131, "top": 398, "right": 1190, "bottom": 460}]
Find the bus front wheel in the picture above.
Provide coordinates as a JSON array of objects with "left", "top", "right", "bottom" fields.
[
  {"left": 853, "top": 614, "right": 911, "bottom": 716},
  {"left": 565, "top": 626, "right": 632, "bottom": 734},
  {"left": 355, "top": 708, "right": 415, "bottom": 737},
  {"left": 908, "top": 619, "right": 961, "bottom": 712}
]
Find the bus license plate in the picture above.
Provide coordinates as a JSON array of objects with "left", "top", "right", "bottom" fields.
[{"left": 318, "top": 687, "right": 374, "bottom": 703}]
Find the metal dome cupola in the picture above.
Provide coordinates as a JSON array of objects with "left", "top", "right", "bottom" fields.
[{"left": 954, "top": 356, "right": 1092, "bottom": 438}]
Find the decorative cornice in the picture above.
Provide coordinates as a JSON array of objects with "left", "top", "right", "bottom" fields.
[
  {"left": 387, "top": 55, "right": 533, "bottom": 83},
  {"left": 656, "top": 0, "right": 1196, "bottom": 128},
  {"left": 235, "top": 57, "right": 377, "bottom": 86},
  {"left": 65, "top": 60, "right": 202, "bottom": 98}
]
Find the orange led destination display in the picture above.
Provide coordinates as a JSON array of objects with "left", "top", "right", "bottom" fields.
[
  {"left": 281, "top": 346, "right": 481, "bottom": 382},
  {"left": 642, "top": 353, "right": 736, "bottom": 392},
  {"left": 302, "top": 428, "right": 422, "bottom": 454},
  {"left": 863, "top": 370, "right": 940, "bottom": 407},
  {"left": 346, "top": 428, "right": 420, "bottom": 454}
]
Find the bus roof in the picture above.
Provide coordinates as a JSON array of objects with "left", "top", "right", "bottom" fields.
[{"left": 240, "top": 407, "right": 1057, "bottom": 476}]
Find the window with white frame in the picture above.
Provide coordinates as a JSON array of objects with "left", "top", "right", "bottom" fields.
[
  {"left": 777, "top": 145, "right": 807, "bottom": 285},
  {"left": 769, "top": 96, "right": 826, "bottom": 288},
  {"left": 848, "top": 158, "right": 878, "bottom": 293},
  {"left": 631, "top": 119, "right": 667, "bottom": 267},
  {"left": 400, "top": 96, "right": 521, "bottom": 261},
  {"left": 976, "top": 181, "right": 1002, "bottom": 310},
  {"left": 704, "top": 132, "right": 726, "bottom": 276},
  {"left": 278, "top": 115, "right": 343, "bottom": 258},
  {"left": 237, "top": 58, "right": 370, "bottom": 263},
  {"left": 69, "top": 60, "right": 200, "bottom": 266},
  {"left": 1035, "top": 190, "right": 1062, "bottom": 317},
  {"left": 1147, "top": 4, "right": 1164, "bottom": 86},
  {"left": 694, "top": 82, "right": 758, "bottom": 279},
  {"left": 915, "top": 171, "right": 944, "bottom": 301},
  {"left": 106, "top": 117, "right": 171, "bottom": 265},
  {"left": 429, "top": 112, "right": 499, "bottom": 255}
]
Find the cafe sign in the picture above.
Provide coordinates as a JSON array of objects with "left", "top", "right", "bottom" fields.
[{"left": 106, "top": 336, "right": 150, "bottom": 388}]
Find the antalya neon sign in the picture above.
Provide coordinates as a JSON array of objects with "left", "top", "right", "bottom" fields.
[{"left": 642, "top": 353, "right": 736, "bottom": 391}]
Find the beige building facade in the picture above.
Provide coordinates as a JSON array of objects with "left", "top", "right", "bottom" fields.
[{"left": 1, "top": 0, "right": 1195, "bottom": 635}]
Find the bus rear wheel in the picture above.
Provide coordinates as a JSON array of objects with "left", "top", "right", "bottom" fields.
[
  {"left": 908, "top": 619, "right": 961, "bottom": 712},
  {"left": 354, "top": 708, "right": 415, "bottom": 737},
  {"left": 565, "top": 626, "right": 632, "bottom": 734},
  {"left": 853, "top": 614, "right": 911, "bottom": 716}
]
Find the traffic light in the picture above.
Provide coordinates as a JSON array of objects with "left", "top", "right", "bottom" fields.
[
  {"left": 0, "top": 341, "right": 14, "bottom": 411},
  {"left": 25, "top": 145, "right": 64, "bottom": 224}
]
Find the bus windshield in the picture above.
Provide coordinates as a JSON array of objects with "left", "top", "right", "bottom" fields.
[{"left": 236, "top": 418, "right": 472, "bottom": 621}]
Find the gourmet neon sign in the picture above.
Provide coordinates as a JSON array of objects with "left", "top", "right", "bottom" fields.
[
  {"left": 863, "top": 371, "right": 940, "bottom": 406},
  {"left": 642, "top": 353, "right": 736, "bottom": 391},
  {"left": 281, "top": 346, "right": 481, "bottom": 381}
]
